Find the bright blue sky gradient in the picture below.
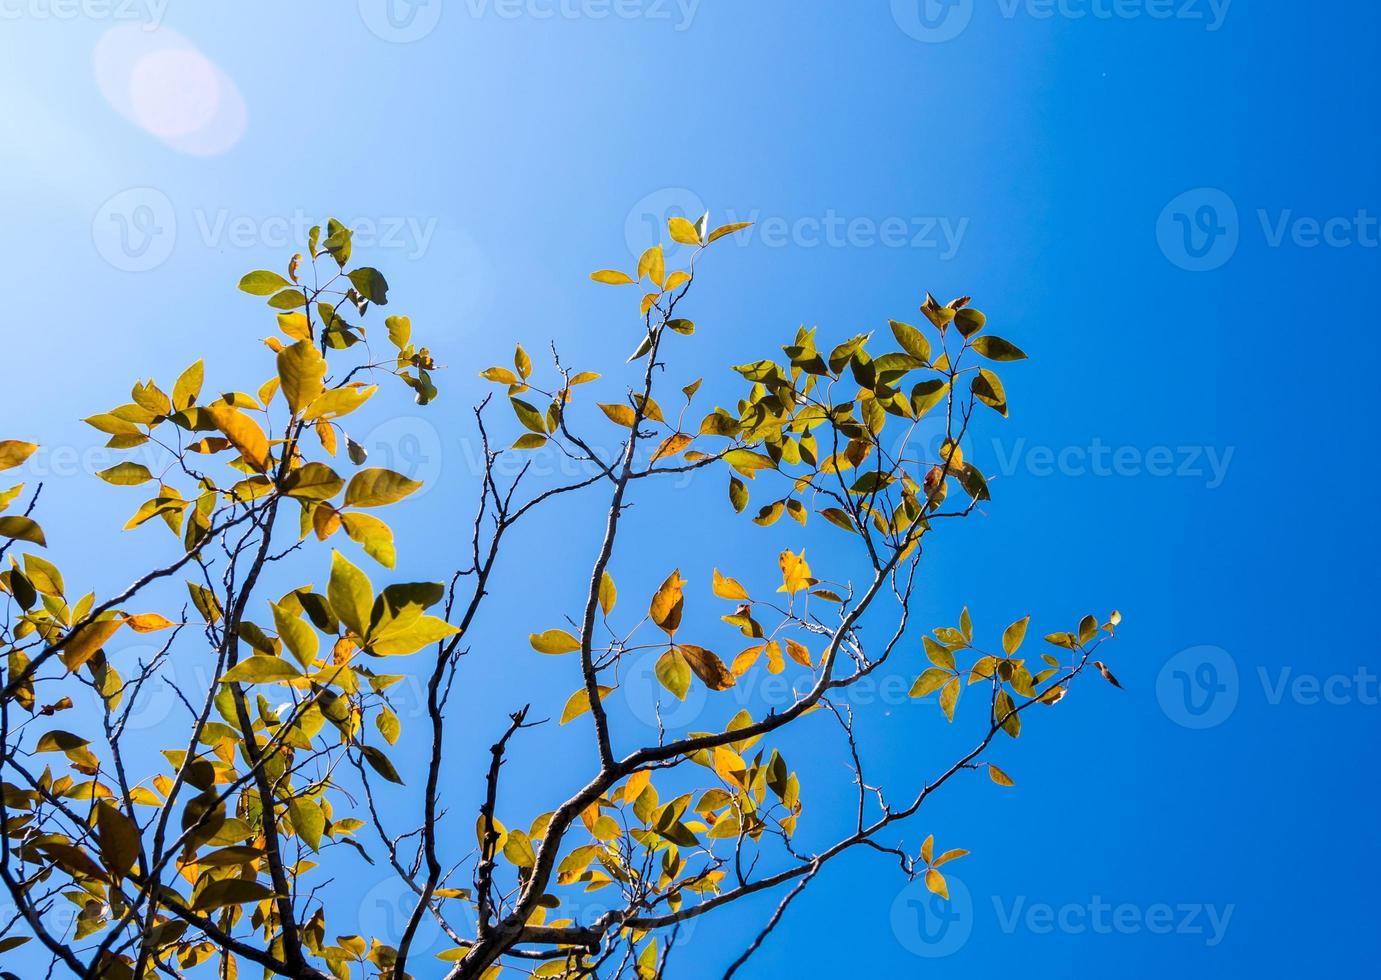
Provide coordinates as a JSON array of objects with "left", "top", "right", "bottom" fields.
[{"left": 1, "top": 2, "right": 1377, "bottom": 976}]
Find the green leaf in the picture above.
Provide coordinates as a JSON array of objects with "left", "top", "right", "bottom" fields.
[
  {"left": 955, "top": 308, "right": 986, "bottom": 337},
  {"left": 97, "top": 462, "right": 154, "bottom": 486},
  {"left": 889, "top": 320, "right": 931, "bottom": 363},
  {"left": 909, "top": 668, "right": 951, "bottom": 698},
  {"left": 0, "top": 516, "right": 45, "bottom": 546},
  {"left": 386, "top": 315, "right": 412, "bottom": 349},
  {"left": 267, "top": 288, "right": 309, "bottom": 310},
  {"left": 511, "top": 398, "right": 547, "bottom": 434},
  {"left": 238, "top": 270, "right": 292, "bottom": 296},
  {"left": 655, "top": 648, "right": 692, "bottom": 701},
  {"left": 971, "top": 335, "right": 1027, "bottom": 361},
  {"left": 288, "top": 798, "right": 325, "bottom": 851},
  {"left": 328, "top": 550, "right": 373, "bottom": 639},
  {"left": 347, "top": 267, "right": 389, "bottom": 305},
  {"left": 1002, "top": 616, "right": 1030, "bottom": 655},
  {"left": 360, "top": 744, "right": 403, "bottom": 784},
  {"left": 971, "top": 368, "right": 1007, "bottom": 417},
  {"left": 282, "top": 462, "right": 344, "bottom": 501},
  {"left": 271, "top": 602, "right": 319, "bottom": 670},
  {"left": 344, "top": 469, "right": 422, "bottom": 508},
  {"left": 728, "top": 477, "right": 748, "bottom": 513}
]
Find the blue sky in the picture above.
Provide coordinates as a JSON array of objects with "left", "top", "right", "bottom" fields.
[{"left": 1, "top": 2, "right": 1377, "bottom": 977}]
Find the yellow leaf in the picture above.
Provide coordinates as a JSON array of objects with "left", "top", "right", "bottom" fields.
[
  {"left": 784, "top": 638, "right": 813, "bottom": 669},
  {"left": 341, "top": 512, "right": 396, "bottom": 568},
  {"left": 649, "top": 570, "right": 686, "bottom": 636},
  {"left": 623, "top": 770, "right": 651, "bottom": 804},
  {"left": 560, "top": 685, "right": 612, "bottom": 725},
  {"left": 637, "top": 245, "right": 665, "bottom": 288},
  {"left": 61, "top": 619, "right": 124, "bottom": 672},
  {"left": 171, "top": 360, "right": 203, "bottom": 410},
  {"left": 303, "top": 385, "right": 376, "bottom": 421},
  {"left": 276, "top": 339, "right": 327, "bottom": 415},
  {"left": 222, "top": 655, "right": 303, "bottom": 685},
  {"left": 277, "top": 312, "right": 312, "bottom": 341},
  {"left": 529, "top": 630, "right": 580, "bottom": 655},
  {"left": 708, "top": 221, "right": 754, "bottom": 243},
  {"left": 712, "top": 569, "right": 749, "bottom": 602},
  {"left": 678, "top": 644, "right": 735, "bottom": 691},
  {"left": 777, "top": 549, "right": 814, "bottom": 594},
  {"left": 328, "top": 550, "right": 373, "bottom": 639},
  {"left": 124, "top": 613, "right": 175, "bottom": 633},
  {"left": 205, "top": 405, "right": 270, "bottom": 473},
  {"left": 344, "top": 468, "right": 422, "bottom": 507},
  {"left": 925, "top": 868, "right": 949, "bottom": 900},
  {"left": 988, "top": 764, "right": 1015, "bottom": 787},
  {"left": 650, "top": 433, "right": 691, "bottom": 462},
  {"left": 598, "top": 571, "right": 616, "bottom": 616},
  {"left": 590, "top": 269, "right": 634, "bottom": 285},
  {"left": 599, "top": 403, "right": 636, "bottom": 428},
  {"left": 668, "top": 216, "right": 702, "bottom": 246},
  {"left": 0, "top": 441, "right": 37, "bottom": 471}
]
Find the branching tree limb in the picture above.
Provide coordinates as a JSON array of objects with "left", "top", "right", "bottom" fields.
[{"left": 0, "top": 212, "right": 1121, "bottom": 980}]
